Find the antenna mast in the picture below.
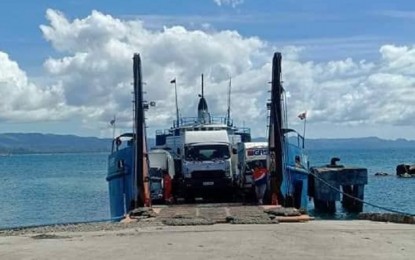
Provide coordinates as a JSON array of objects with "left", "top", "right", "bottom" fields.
[
  {"left": 227, "top": 77, "right": 231, "bottom": 126},
  {"left": 201, "top": 74, "right": 204, "bottom": 97},
  {"left": 171, "top": 78, "right": 179, "bottom": 127}
]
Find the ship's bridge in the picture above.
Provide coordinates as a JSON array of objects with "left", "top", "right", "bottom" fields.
[{"left": 155, "top": 116, "right": 251, "bottom": 147}]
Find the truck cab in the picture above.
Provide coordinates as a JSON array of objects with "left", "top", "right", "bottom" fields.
[{"left": 179, "top": 130, "right": 234, "bottom": 199}]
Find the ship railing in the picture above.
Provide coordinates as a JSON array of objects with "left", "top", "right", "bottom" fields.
[
  {"left": 172, "top": 116, "right": 234, "bottom": 128},
  {"left": 283, "top": 128, "right": 305, "bottom": 148},
  {"left": 111, "top": 133, "right": 135, "bottom": 152},
  {"left": 155, "top": 129, "right": 172, "bottom": 135},
  {"left": 155, "top": 117, "right": 251, "bottom": 139},
  {"left": 283, "top": 129, "right": 307, "bottom": 169},
  {"left": 234, "top": 127, "right": 251, "bottom": 134}
]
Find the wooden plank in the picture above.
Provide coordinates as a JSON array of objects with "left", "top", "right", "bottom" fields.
[{"left": 274, "top": 214, "right": 314, "bottom": 222}]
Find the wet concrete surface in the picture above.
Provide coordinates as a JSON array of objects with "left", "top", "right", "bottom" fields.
[
  {"left": 1, "top": 221, "right": 414, "bottom": 260},
  {"left": 1, "top": 204, "right": 413, "bottom": 259}
]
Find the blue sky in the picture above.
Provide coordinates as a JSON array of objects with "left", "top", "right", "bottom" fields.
[
  {"left": 0, "top": 0, "right": 414, "bottom": 139},
  {"left": 0, "top": 0, "right": 415, "bottom": 64},
  {"left": 2, "top": 0, "right": 414, "bottom": 69}
]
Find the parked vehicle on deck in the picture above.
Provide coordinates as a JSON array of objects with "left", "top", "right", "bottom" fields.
[
  {"left": 179, "top": 130, "right": 235, "bottom": 199},
  {"left": 154, "top": 75, "right": 250, "bottom": 201},
  {"left": 237, "top": 142, "right": 268, "bottom": 191},
  {"left": 148, "top": 149, "right": 175, "bottom": 203}
]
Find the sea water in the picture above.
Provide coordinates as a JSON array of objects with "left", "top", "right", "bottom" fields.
[
  {"left": 0, "top": 149, "right": 414, "bottom": 228},
  {"left": 0, "top": 153, "right": 110, "bottom": 229}
]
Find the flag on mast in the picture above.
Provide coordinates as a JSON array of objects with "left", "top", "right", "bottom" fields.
[
  {"left": 110, "top": 116, "right": 116, "bottom": 126},
  {"left": 298, "top": 111, "right": 307, "bottom": 120},
  {"left": 170, "top": 78, "right": 176, "bottom": 84}
]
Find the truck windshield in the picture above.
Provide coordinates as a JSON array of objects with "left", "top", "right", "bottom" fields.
[{"left": 185, "top": 144, "right": 230, "bottom": 161}]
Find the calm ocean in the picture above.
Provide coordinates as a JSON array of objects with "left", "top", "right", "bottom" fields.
[{"left": 0, "top": 148, "right": 414, "bottom": 228}]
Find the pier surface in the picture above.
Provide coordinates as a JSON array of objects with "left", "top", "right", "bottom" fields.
[{"left": 1, "top": 220, "right": 414, "bottom": 260}]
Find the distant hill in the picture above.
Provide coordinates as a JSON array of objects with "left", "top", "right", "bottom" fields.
[
  {"left": 252, "top": 136, "right": 415, "bottom": 150},
  {"left": 304, "top": 137, "right": 415, "bottom": 150},
  {"left": 0, "top": 133, "right": 414, "bottom": 154},
  {"left": 0, "top": 133, "right": 112, "bottom": 154}
]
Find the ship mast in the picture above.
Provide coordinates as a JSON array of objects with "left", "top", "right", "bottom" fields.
[
  {"left": 269, "top": 52, "right": 284, "bottom": 205},
  {"left": 201, "top": 74, "right": 204, "bottom": 98},
  {"left": 133, "top": 53, "right": 150, "bottom": 207},
  {"left": 197, "top": 74, "right": 210, "bottom": 124},
  {"left": 226, "top": 77, "right": 231, "bottom": 126}
]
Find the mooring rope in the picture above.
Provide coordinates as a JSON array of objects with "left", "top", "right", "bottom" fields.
[{"left": 308, "top": 170, "right": 415, "bottom": 217}]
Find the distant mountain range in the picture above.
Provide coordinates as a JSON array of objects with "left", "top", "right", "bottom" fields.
[
  {"left": 0, "top": 133, "right": 112, "bottom": 154},
  {"left": 304, "top": 137, "right": 415, "bottom": 150},
  {"left": 253, "top": 136, "right": 415, "bottom": 150},
  {"left": 0, "top": 133, "right": 414, "bottom": 154}
]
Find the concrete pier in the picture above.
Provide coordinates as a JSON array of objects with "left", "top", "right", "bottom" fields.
[
  {"left": 309, "top": 165, "right": 368, "bottom": 213},
  {"left": 1, "top": 221, "right": 414, "bottom": 260}
]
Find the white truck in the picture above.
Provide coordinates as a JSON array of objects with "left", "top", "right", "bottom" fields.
[
  {"left": 237, "top": 142, "right": 268, "bottom": 190},
  {"left": 148, "top": 149, "right": 175, "bottom": 202},
  {"left": 178, "top": 130, "right": 235, "bottom": 199}
]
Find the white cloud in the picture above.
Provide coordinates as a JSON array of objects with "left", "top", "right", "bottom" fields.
[
  {"left": 213, "top": 0, "right": 244, "bottom": 8},
  {"left": 39, "top": 9, "right": 268, "bottom": 135},
  {"left": 282, "top": 46, "right": 415, "bottom": 128},
  {"left": 2, "top": 9, "right": 415, "bottom": 139},
  {"left": 0, "top": 52, "right": 74, "bottom": 122}
]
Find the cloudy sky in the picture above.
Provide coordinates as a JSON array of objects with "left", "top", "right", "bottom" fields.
[{"left": 0, "top": 0, "right": 414, "bottom": 140}]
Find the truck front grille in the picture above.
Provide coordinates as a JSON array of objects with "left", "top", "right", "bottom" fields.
[{"left": 191, "top": 170, "right": 226, "bottom": 179}]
